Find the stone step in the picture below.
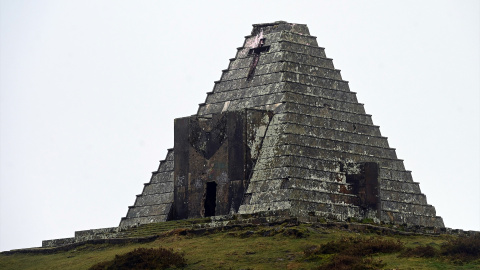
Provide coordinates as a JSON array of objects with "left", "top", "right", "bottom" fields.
[{"left": 117, "top": 218, "right": 211, "bottom": 238}]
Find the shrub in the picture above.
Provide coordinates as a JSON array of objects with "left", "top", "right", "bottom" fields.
[
  {"left": 399, "top": 235, "right": 480, "bottom": 263},
  {"left": 282, "top": 227, "right": 308, "bottom": 238},
  {"left": 305, "top": 236, "right": 403, "bottom": 269},
  {"left": 304, "top": 245, "right": 321, "bottom": 258},
  {"left": 313, "top": 236, "right": 404, "bottom": 256},
  {"left": 400, "top": 245, "right": 438, "bottom": 258},
  {"left": 441, "top": 234, "right": 480, "bottom": 262},
  {"left": 315, "top": 254, "right": 386, "bottom": 270},
  {"left": 89, "top": 247, "right": 186, "bottom": 270}
]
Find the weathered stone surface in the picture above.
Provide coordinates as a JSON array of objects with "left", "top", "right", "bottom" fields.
[
  {"left": 278, "top": 41, "right": 327, "bottom": 58},
  {"left": 380, "top": 179, "right": 421, "bottom": 193},
  {"left": 284, "top": 103, "right": 375, "bottom": 125},
  {"left": 142, "top": 182, "right": 174, "bottom": 195},
  {"left": 119, "top": 21, "right": 444, "bottom": 229},
  {"left": 172, "top": 110, "right": 273, "bottom": 220},
  {"left": 284, "top": 82, "right": 359, "bottom": 103},
  {"left": 119, "top": 149, "right": 175, "bottom": 228},
  {"left": 126, "top": 204, "right": 171, "bottom": 218},
  {"left": 42, "top": 18, "right": 452, "bottom": 248},
  {"left": 120, "top": 215, "right": 167, "bottom": 228},
  {"left": 42, "top": 237, "right": 75, "bottom": 248}
]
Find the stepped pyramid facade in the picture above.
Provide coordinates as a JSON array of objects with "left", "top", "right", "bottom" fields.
[{"left": 120, "top": 21, "right": 444, "bottom": 228}]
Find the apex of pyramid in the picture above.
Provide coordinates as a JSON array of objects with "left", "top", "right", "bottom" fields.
[{"left": 250, "top": 21, "right": 310, "bottom": 36}]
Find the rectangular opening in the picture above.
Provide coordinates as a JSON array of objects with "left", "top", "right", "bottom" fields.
[
  {"left": 363, "top": 162, "right": 379, "bottom": 210},
  {"left": 204, "top": 182, "right": 217, "bottom": 217},
  {"left": 344, "top": 162, "right": 379, "bottom": 213}
]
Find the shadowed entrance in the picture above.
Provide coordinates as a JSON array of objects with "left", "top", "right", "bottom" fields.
[{"left": 204, "top": 182, "right": 217, "bottom": 217}]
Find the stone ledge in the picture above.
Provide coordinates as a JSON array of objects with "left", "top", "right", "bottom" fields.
[
  {"left": 204, "top": 90, "right": 362, "bottom": 113},
  {"left": 5, "top": 213, "right": 476, "bottom": 254},
  {"left": 5, "top": 236, "right": 158, "bottom": 255}
]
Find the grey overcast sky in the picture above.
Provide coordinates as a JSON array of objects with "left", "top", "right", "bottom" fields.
[{"left": 1, "top": 0, "right": 479, "bottom": 251}]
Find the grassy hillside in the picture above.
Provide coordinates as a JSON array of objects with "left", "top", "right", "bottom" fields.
[{"left": 1, "top": 222, "right": 479, "bottom": 269}]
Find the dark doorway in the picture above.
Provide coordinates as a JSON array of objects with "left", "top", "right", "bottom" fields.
[
  {"left": 204, "top": 182, "right": 217, "bottom": 217},
  {"left": 345, "top": 162, "right": 379, "bottom": 213},
  {"left": 363, "top": 163, "right": 379, "bottom": 210}
]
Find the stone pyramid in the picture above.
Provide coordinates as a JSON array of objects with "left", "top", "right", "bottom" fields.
[{"left": 119, "top": 21, "right": 444, "bottom": 228}]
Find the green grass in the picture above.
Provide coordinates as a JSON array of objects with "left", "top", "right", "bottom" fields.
[{"left": 1, "top": 223, "right": 478, "bottom": 269}]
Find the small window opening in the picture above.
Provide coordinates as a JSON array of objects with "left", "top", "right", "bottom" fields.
[{"left": 280, "top": 178, "right": 289, "bottom": 189}]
